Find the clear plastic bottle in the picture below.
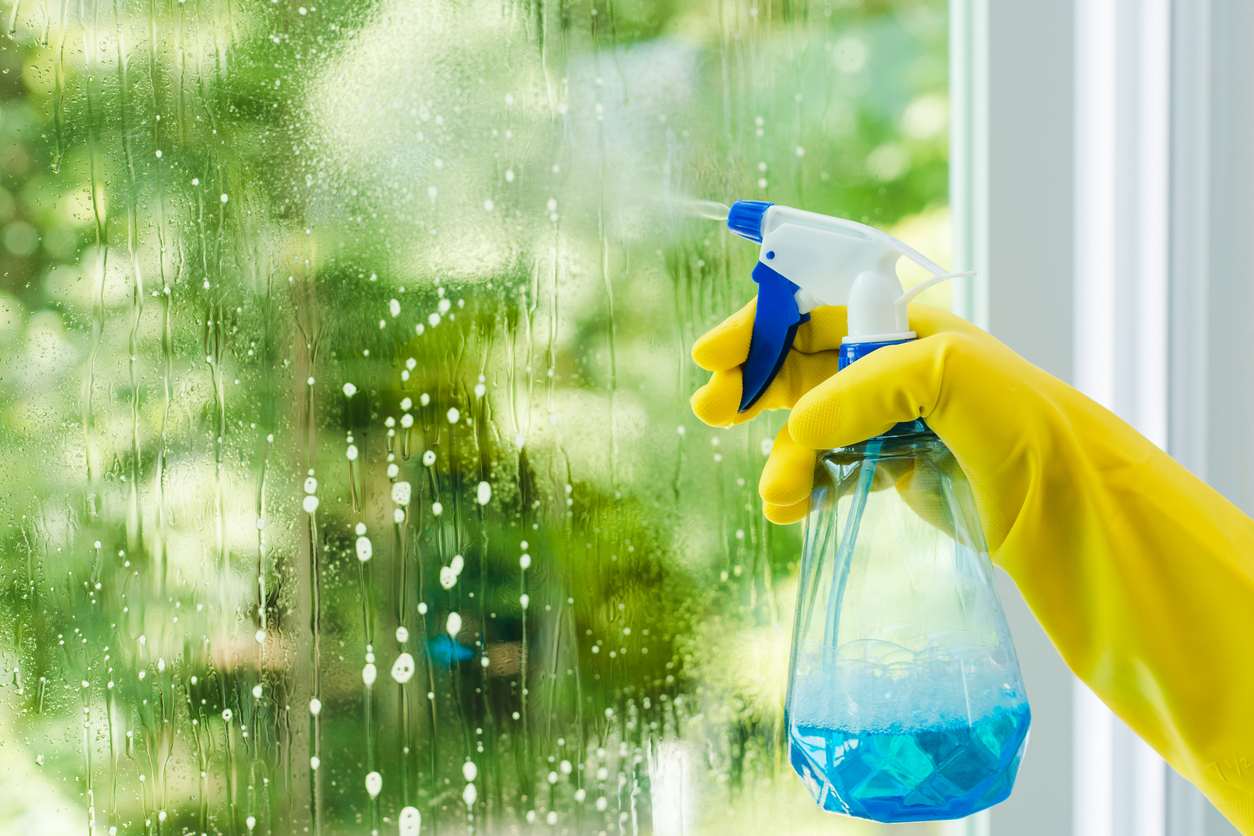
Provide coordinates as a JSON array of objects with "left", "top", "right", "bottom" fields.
[{"left": 785, "top": 421, "right": 1030, "bottom": 823}]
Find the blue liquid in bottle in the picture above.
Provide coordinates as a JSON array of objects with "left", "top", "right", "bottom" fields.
[{"left": 785, "top": 426, "right": 1030, "bottom": 822}]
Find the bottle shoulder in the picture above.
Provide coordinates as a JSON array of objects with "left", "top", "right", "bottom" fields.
[{"left": 820, "top": 421, "right": 947, "bottom": 461}]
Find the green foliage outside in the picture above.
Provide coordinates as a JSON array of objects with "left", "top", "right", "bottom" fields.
[{"left": 0, "top": 0, "right": 949, "bottom": 832}]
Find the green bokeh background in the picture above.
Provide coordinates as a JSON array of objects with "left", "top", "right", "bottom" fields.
[{"left": 0, "top": 0, "right": 950, "bottom": 832}]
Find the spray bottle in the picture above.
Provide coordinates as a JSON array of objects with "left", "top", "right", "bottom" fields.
[{"left": 726, "top": 200, "right": 1031, "bottom": 822}]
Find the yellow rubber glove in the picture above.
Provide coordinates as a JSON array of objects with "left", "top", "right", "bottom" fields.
[{"left": 692, "top": 301, "right": 1254, "bottom": 834}]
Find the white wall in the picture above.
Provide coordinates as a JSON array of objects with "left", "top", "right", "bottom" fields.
[{"left": 980, "top": 2, "right": 1076, "bottom": 835}]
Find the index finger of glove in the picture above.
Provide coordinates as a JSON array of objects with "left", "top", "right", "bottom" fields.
[
  {"left": 787, "top": 334, "right": 951, "bottom": 450},
  {"left": 691, "top": 301, "right": 850, "bottom": 372}
]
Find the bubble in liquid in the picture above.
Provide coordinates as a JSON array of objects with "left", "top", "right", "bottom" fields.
[
  {"left": 463, "top": 783, "right": 478, "bottom": 805},
  {"left": 432, "top": 502, "right": 443, "bottom": 516},
  {"left": 363, "top": 663, "right": 378, "bottom": 687},
  {"left": 222, "top": 709, "right": 233, "bottom": 722},
  {"left": 389, "top": 299, "right": 401, "bottom": 317},
  {"left": 447, "top": 407, "right": 460, "bottom": 424},
  {"left": 575, "top": 789, "right": 586, "bottom": 803},
  {"left": 450, "top": 554, "right": 464, "bottom": 574},
  {"left": 302, "top": 495, "right": 319, "bottom": 513},
  {"left": 246, "top": 816, "right": 256, "bottom": 831},
  {"left": 463, "top": 762, "right": 478, "bottom": 782},
  {"left": 356, "top": 537, "right": 373, "bottom": 562},
  {"left": 366, "top": 771, "right": 383, "bottom": 798},
  {"left": 520, "top": 554, "right": 531, "bottom": 570},
  {"left": 423, "top": 450, "right": 436, "bottom": 466},
  {"left": 391, "top": 482, "right": 411, "bottom": 505},
  {"left": 520, "top": 594, "right": 530, "bottom": 609},
  {"left": 439, "top": 567, "right": 457, "bottom": 589},
  {"left": 310, "top": 756, "right": 321, "bottom": 770},
  {"left": 255, "top": 630, "right": 267, "bottom": 644},
  {"left": 514, "top": 433, "right": 526, "bottom": 450},
  {"left": 446, "top": 612, "right": 462, "bottom": 637},
  {"left": 343, "top": 382, "right": 357, "bottom": 397},
  {"left": 253, "top": 685, "right": 263, "bottom": 698},
  {"left": 346, "top": 445, "right": 359, "bottom": 461},
  {"left": 396, "top": 626, "right": 409, "bottom": 643},
  {"left": 476, "top": 481, "right": 492, "bottom": 505},
  {"left": 356, "top": 522, "right": 367, "bottom": 535},
  {"left": 309, "top": 698, "right": 322, "bottom": 716}
]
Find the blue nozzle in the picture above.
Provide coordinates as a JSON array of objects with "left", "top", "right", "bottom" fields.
[{"left": 727, "top": 200, "right": 773, "bottom": 243}]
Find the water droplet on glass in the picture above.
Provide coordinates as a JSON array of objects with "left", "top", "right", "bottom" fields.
[{"left": 399, "top": 806, "right": 421, "bottom": 836}]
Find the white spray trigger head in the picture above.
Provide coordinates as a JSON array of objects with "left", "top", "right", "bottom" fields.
[{"left": 751, "top": 204, "right": 973, "bottom": 344}]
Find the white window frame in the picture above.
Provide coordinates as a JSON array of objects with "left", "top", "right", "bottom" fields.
[{"left": 948, "top": 0, "right": 1247, "bottom": 833}]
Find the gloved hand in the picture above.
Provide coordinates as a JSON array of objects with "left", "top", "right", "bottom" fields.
[{"left": 692, "top": 301, "right": 1254, "bottom": 834}]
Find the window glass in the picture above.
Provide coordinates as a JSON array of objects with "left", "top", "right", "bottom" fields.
[{"left": 0, "top": 0, "right": 949, "bottom": 832}]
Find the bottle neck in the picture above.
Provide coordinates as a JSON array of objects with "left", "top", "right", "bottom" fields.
[{"left": 838, "top": 337, "right": 914, "bottom": 370}]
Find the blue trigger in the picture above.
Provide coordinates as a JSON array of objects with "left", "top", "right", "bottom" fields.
[{"left": 739, "top": 262, "right": 809, "bottom": 413}]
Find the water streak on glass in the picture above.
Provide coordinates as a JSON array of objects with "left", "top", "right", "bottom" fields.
[{"left": 0, "top": 0, "right": 951, "bottom": 832}]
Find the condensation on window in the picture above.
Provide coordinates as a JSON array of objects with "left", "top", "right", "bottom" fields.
[{"left": 0, "top": 0, "right": 948, "bottom": 833}]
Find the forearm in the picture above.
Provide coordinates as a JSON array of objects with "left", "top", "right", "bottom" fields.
[{"left": 997, "top": 431, "right": 1254, "bottom": 832}]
